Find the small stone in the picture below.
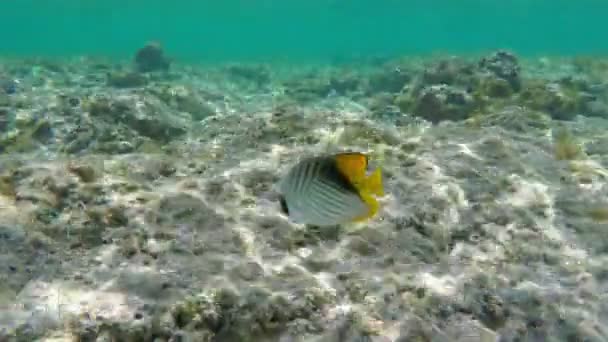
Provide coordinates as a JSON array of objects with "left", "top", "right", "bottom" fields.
[
  {"left": 68, "top": 97, "right": 80, "bottom": 107},
  {"left": 105, "top": 206, "right": 129, "bottom": 227},
  {"left": 68, "top": 163, "right": 97, "bottom": 183},
  {"left": 231, "top": 261, "right": 264, "bottom": 281},
  {"left": 14, "top": 110, "right": 34, "bottom": 129},
  {"left": 398, "top": 84, "right": 474, "bottom": 122},
  {"left": 0, "top": 77, "right": 17, "bottom": 94},
  {"left": 31, "top": 119, "right": 53, "bottom": 142},
  {"left": 346, "top": 236, "right": 378, "bottom": 256}
]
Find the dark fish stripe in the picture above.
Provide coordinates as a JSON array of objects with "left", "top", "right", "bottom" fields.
[
  {"left": 309, "top": 194, "right": 342, "bottom": 219},
  {"left": 319, "top": 177, "right": 352, "bottom": 202},
  {"left": 292, "top": 161, "right": 306, "bottom": 195},
  {"left": 324, "top": 158, "right": 360, "bottom": 195},
  {"left": 309, "top": 202, "right": 334, "bottom": 221},
  {"left": 279, "top": 195, "right": 289, "bottom": 215},
  {"left": 311, "top": 180, "right": 352, "bottom": 217},
  {"left": 289, "top": 160, "right": 303, "bottom": 193},
  {"left": 306, "top": 192, "right": 335, "bottom": 219},
  {"left": 309, "top": 160, "right": 322, "bottom": 190},
  {"left": 319, "top": 179, "right": 356, "bottom": 213},
  {"left": 312, "top": 182, "right": 350, "bottom": 215},
  {"left": 300, "top": 161, "right": 313, "bottom": 194},
  {"left": 299, "top": 159, "right": 318, "bottom": 194},
  {"left": 297, "top": 160, "right": 320, "bottom": 192},
  {"left": 309, "top": 182, "right": 342, "bottom": 212},
  {"left": 313, "top": 179, "right": 343, "bottom": 204}
]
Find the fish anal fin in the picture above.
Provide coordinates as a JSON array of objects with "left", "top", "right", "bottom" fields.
[{"left": 351, "top": 193, "right": 379, "bottom": 222}]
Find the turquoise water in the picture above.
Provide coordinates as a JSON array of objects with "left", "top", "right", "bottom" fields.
[{"left": 1, "top": 0, "right": 607, "bottom": 62}]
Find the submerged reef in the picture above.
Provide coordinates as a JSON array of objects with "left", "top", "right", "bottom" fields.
[
  {"left": 134, "top": 41, "right": 171, "bottom": 73},
  {"left": 0, "top": 50, "right": 608, "bottom": 341}
]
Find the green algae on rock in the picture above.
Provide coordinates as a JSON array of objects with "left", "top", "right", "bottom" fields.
[
  {"left": 520, "top": 80, "right": 585, "bottom": 121},
  {"left": 148, "top": 85, "right": 217, "bottom": 121},
  {"left": 465, "top": 106, "right": 552, "bottom": 133},
  {"left": 365, "top": 64, "right": 412, "bottom": 94},
  {"left": 0, "top": 118, "right": 53, "bottom": 154},
  {"left": 552, "top": 126, "right": 586, "bottom": 160},
  {"left": 397, "top": 84, "right": 475, "bottom": 123},
  {"left": 394, "top": 51, "right": 524, "bottom": 123},
  {"left": 166, "top": 285, "right": 337, "bottom": 341},
  {"left": 84, "top": 94, "right": 188, "bottom": 144}
]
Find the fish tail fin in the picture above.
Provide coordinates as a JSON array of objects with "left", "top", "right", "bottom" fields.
[{"left": 365, "top": 168, "right": 384, "bottom": 197}]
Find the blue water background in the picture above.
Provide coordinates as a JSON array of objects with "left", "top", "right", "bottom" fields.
[{"left": 1, "top": 0, "right": 607, "bottom": 63}]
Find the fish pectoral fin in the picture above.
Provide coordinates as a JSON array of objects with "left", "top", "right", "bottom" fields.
[
  {"left": 351, "top": 193, "right": 379, "bottom": 222},
  {"left": 364, "top": 168, "right": 384, "bottom": 197}
]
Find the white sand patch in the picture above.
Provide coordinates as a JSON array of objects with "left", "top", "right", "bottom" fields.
[
  {"left": 417, "top": 272, "right": 459, "bottom": 297},
  {"left": 2, "top": 279, "right": 137, "bottom": 335},
  {"left": 457, "top": 143, "right": 483, "bottom": 160},
  {"left": 502, "top": 175, "right": 551, "bottom": 208}
]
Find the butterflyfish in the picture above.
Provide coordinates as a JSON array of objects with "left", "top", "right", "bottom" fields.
[{"left": 278, "top": 152, "right": 384, "bottom": 226}]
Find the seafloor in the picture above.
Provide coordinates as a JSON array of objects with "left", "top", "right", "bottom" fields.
[{"left": 0, "top": 48, "right": 607, "bottom": 342}]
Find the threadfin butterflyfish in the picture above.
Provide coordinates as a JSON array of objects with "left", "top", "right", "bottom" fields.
[{"left": 278, "top": 152, "right": 384, "bottom": 226}]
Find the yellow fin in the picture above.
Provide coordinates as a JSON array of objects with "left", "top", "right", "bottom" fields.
[
  {"left": 334, "top": 152, "right": 368, "bottom": 184},
  {"left": 351, "top": 192, "right": 379, "bottom": 222},
  {"left": 364, "top": 167, "right": 384, "bottom": 197}
]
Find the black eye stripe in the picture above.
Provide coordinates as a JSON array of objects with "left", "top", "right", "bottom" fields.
[{"left": 279, "top": 195, "right": 289, "bottom": 215}]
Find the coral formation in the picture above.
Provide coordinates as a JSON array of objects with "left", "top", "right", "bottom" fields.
[
  {"left": 365, "top": 62, "right": 412, "bottom": 94},
  {"left": 478, "top": 50, "right": 521, "bottom": 91},
  {"left": 0, "top": 76, "right": 17, "bottom": 94},
  {"left": 520, "top": 80, "right": 585, "bottom": 120},
  {"left": 552, "top": 126, "right": 585, "bottom": 160},
  {"left": 397, "top": 84, "right": 474, "bottom": 123},
  {"left": 392, "top": 52, "right": 523, "bottom": 122},
  {"left": 134, "top": 41, "right": 171, "bottom": 73}
]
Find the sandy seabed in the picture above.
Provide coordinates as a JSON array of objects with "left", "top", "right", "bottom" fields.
[{"left": 0, "top": 51, "right": 608, "bottom": 341}]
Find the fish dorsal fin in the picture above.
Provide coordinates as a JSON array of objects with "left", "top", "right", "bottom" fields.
[{"left": 333, "top": 152, "right": 368, "bottom": 185}]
